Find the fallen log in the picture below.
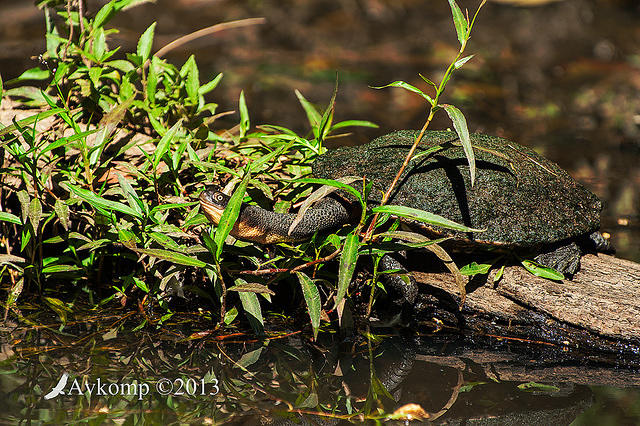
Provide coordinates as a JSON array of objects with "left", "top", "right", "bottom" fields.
[{"left": 413, "top": 254, "right": 640, "bottom": 355}]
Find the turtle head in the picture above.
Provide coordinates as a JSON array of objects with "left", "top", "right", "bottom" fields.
[{"left": 199, "top": 186, "right": 231, "bottom": 225}]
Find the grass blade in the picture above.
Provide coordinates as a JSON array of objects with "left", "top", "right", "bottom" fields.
[{"left": 63, "top": 182, "right": 143, "bottom": 219}]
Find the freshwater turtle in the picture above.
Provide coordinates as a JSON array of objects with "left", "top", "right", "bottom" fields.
[{"left": 200, "top": 130, "right": 609, "bottom": 303}]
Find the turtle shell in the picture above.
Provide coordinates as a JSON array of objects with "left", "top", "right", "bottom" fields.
[{"left": 312, "top": 130, "right": 602, "bottom": 247}]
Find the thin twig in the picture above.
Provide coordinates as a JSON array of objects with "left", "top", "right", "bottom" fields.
[
  {"left": 154, "top": 18, "right": 267, "bottom": 59},
  {"left": 233, "top": 247, "right": 341, "bottom": 276}
]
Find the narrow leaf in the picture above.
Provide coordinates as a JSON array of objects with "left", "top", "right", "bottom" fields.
[
  {"left": 454, "top": 54, "right": 474, "bottom": 69},
  {"left": 54, "top": 199, "right": 70, "bottom": 231},
  {"left": 228, "top": 282, "right": 275, "bottom": 295},
  {"left": 214, "top": 171, "right": 251, "bottom": 260},
  {"left": 137, "top": 22, "right": 156, "bottom": 63},
  {"left": 336, "top": 231, "right": 359, "bottom": 307},
  {"left": 442, "top": 104, "right": 475, "bottom": 186},
  {"left": 153, "top": 119, "right": 182, "bottom": 171},
  {"left": 521, "top": 260, "right": 564, "bottom": 281},
  {"left": 371, "top": 81, "right": 433, "bottom": 104},
  {"left": 448, "top": 0, "right": 469, "bottom": 47},
  {"left": 238, "top": 90, "right": 250, "bottom": 138},
  {"left": 460, "top": 261, "right": 492, "bottom": 276},
  {"left": 296, "top": 272, "right": 321, "bottom": 340},
  {"left": 0, "top": 212, "right": 21, "bottom": 225},
  {"left": 239, "top": 291, "right": 264, "bottom": 332},
  {"left": 372, "top": 204, "right": 481, "bottom": 233},
  {"left": 62, "top": 182, "right": 143, "bottom": 219},
  {"left": 295, "top": 90, "right": 321, "bottom": 133},
  {"left": 133, "top": 247, "right": 207, "bottom": 267}
]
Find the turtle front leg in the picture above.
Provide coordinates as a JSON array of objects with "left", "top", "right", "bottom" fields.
[
  {"left": 534, "top": 242, "right": 581, "bottom": 276},
  {"left": 379, "top": 254, "right": 418, "bottom": 305}
]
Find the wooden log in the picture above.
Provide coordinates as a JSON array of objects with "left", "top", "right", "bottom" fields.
[{"left": 413, "top": 254, "right": 640, "bottom": 353}]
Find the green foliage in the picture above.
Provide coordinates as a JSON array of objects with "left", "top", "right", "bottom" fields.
[{"left": 0, "top": 0, "right": 499, "bottom": 337}]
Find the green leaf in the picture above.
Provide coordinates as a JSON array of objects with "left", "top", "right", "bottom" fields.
[
  {"left": 296, "top": 272, "right": 321, "bottom": 340},
  {"left": 238, "top": 90, "right": 250, "bottom": 138},
  {"left": 336, "top": 231, "right": 359, "bottom": 307},
  {"left": 223, "top": 306, "right": 238, "bottom": 325},
  {"left": 228, "top": 281, "right": 275, "bottom": 295},
  {"left": 317, "top": 79, "right": 338, "bottom": 141},
  {"left": 94, "top": 0, "right": 115, "bottom": 28},
  {"left": 454, "top": 54, "right": 474, "bottom": 69},
  {"left": 517, "top": 382, "right": 560, "bottom": 392},
  {"left": 238, "top": 291, "right": 264, "bottom": 333},
  {"left": 294, "top": 177, "right": 363, "bottom": 204},
  {"left": 521, "top": 260, "right": 564, "bottom": 281},
  {"left": 442, "top": 104, "right": 475, "bottom": 187},
  {"left": 214, "top": 170, "right": 251, "bottom": 260},
  {"left": 54, "top": 199, "right": 70, "bottom": 231},
  {"left": 0, "top": 212, "right": 21, "bottom": 225},
  {"left": 62, "top": 182, "right": 143, "bottom": 219},
  {"left": 198, "top": 73, "right": 223, "bottom": 96},
  {"left": 372, "top": 204, "right": 481, "bottom": 233},
  {"left": 295, "top": 90, "right": 321, "bottom": 133},
  {"left": 28, "top": 198, "right": 42, "bottom": 230},
  {"left": 93, "top": 27, "right": 107, "bottom": 61},
  {"left": 43, "top": 297, "right": 72, "bottom": 324},
  {"left": 137, "top": 22, "right": 156, "bottom": 63},
  {"left": 460, "top": 261, "right": 492, "bottom": 276},
  {"left": 153, "top": 119, "right": 182, "bottom": 171},
  {"left": 117, "top": 174, "right": 146, "bottom": 217},
  {"left": 0, "top": 254, "right": 26, "bottom": 266},
  {"left": 330, "top": 120, "right": 379, "bottom": 131},
  {"left": 448, "top": 0, "right": 469, "bottom": 47},
  {"left": 371, "top": 81, "right": 433, "bottom": 104},
  {"left": 0, "top": 108, "right": 65, "bottom": 138},
  {"left": 17, "top": 190, "right": 30, "bottom": 223},
  {"left": 133, "top": 248, "right": 207, "bottom": 268},
  {"left": 184, "top": 55, "right": 199, "bottom": 104}
]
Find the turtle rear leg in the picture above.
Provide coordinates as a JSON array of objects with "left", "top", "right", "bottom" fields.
[{"left": 534, "top": 242, "right": 581, "bottom": 276}]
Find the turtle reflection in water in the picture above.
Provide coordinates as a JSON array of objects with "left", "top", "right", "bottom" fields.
[{"left": 200, "top": 130, "right": 611, "bottom": 305}]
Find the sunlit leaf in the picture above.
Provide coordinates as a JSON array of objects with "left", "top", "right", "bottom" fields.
[
  {"left": 137, "top": 22, "right": 156, "bottom": 63},
  {"left": 63, "top": 182, "right": 143, "bottom": 219},
  {"left": 53, "top": 199, "right": 70, "bottom": 231},
  {"left": 372, "top": 204, "right": 480, "bottom": 233},
  {"left": 295, "top": 89, "right": 321, "bottom": 134},
  {"left": 153, "top": 119, "right": 182, "bottom": 171},
  {"left": 0, "top": 212, "right": 21, "bottom": 225},
  {"left": 521, "top": 260, "right": 564, "bottom": 281},
  {"left": 238, "top": 90, "right": 250, "bottom": 138},
  {"left": 442, "top": 104, "right": 475, "bottom": 186},
  {"left": 214, "top": 170, "right": 251, "bottom": 260},
  {"left": 454, "top": 54, "right": 474, "bottom": 69},
  {"left": 460, "top": 261, "right": 492, "bottom": 276},
  {"left": 371, "top": 80, "right": 433, "bottom": 104},
  {"left": 448, "top": 0, "right": 469, "bottom": 47}
]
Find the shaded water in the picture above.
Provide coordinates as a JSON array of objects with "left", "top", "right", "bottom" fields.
[{"left": 1, "top": 0, "right": 640, "bottom": 423}]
